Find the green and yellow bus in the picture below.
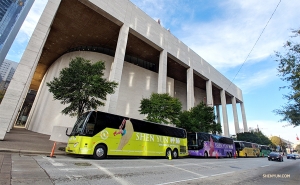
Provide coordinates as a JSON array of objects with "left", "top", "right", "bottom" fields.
[
  {"left": 65, "top": 111, "right": 188, "bottom": 159},
  {"left": 234, "top": 141, "right": 260, "bottom": 157},
  {"left": 259, "top": 145, "right": 271, "bottom": 157}
]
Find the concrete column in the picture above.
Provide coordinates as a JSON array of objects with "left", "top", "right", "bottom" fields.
[
  {"left": 104, "top": 24, "right": 129, "bottom": 114},
  {"left": 206, "top": 80, "right": 213, "bottom": 107},
  {"left": 216, "top": 105, "right": 221, "bottom": 124},
  {"left": 0, "top": 0, "right": 62, "bottom": 140},
  {"left": 186, "top": 67, "right": 194, "bottom": 110},
  {"left": 240, "top": 102, "right": 248, "bottom": 132},
  {"left": 232, "top": 96, "right": 239, "bottom": 134},
  {"left": 220, "top": 89, "right": 229, "bottom": 137},
  {"left": 158, "top": 49, "right": 167, "bottom": 93}
]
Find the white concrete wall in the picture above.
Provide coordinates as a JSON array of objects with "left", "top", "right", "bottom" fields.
[
  {"left": 27, "top": 51, "right": 113, "bottom": 134},
  {"left": 27, "top": 51, "right": 174, "bottom": 134},
  {"left": 174, "top": 80, "right": 187, "bottom": 111},
  {"left": 194, "top": 87, "right": 207, "bottom": 106},
  {"left": 0, "top": 0, "right": 61, "bottom": 139},
  {"left": 85, "top": 0, "right": 243, "bottom": 101}
]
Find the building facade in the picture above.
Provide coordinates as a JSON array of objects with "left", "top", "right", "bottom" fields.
[
  {"left": 0, "top": 0, "right": 248, "bottom": 140},
  {"left": 0, "top": 0, "right": 34, "bottom": 66},
  {"left": 0, "top": 59, "right": 18, "bottom": 81},
  {"left": 0, "top": 59, "right": 18, "bottom": 91}
]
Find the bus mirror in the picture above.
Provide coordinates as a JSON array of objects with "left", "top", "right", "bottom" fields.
[{"left": 66, "top": 128, "right": 71, "bottom": 136}]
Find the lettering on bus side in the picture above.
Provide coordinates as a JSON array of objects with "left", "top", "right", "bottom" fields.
[
  {"left": 135, "top": 133, "right": 180, "bottom": 144},
  {"left": 206, "top": 142, "right": 233, "bottom": 149}
]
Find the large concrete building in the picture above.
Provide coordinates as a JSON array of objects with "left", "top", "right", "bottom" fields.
[
  {"left": 0, "top": 0, "right": 248, "bottom": 140},
  {"left": 0, "top": 0, "right": 34, "bottom": 66}
]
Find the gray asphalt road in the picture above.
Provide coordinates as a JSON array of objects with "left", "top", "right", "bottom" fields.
[{"left": 10, "top": 155, "right": 300, "bottom": 185}]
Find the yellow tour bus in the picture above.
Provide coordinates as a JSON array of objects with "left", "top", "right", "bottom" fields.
[
  {"left": 65, "top": 111, "right": 188, "bottom": 159},
  {"left": 234, "top": 141, "right": 260, "bottom": 157}
]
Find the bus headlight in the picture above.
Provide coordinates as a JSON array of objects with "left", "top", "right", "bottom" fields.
[{"left": 74, "top": 142, "right": 79, "bottom": 147}]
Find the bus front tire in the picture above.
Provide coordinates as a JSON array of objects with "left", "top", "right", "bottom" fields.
[
  {"left": 172, "top": 149, "right": 178, "bottom": 159},
  {"left": 93, "top": 145, "right": 107, "bottom": 159}
]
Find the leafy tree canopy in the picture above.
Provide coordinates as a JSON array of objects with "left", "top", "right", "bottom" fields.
[
  {"left": 274, "top": 29, "right": 300, "bottom": 127},
  {"left": 295, "top": 144, "right": 300, "bottom": 153},
  {"left": 237, "top": 131, "right": 272, "bottom": 146},
  {"left": 270, "top": 136, "right": 287, "bottom": 147},
  {"left": 46, "top": 57, "right": 118, "bottom": 118},
  {"left": 177, "top": 102, "right": 222, "bottom": 134},
  {"left": 139, "top": 93, "right": 182, "bottom": 125}
]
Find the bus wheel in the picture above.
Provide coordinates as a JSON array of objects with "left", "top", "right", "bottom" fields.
[
  {"left": 204, "top": 151, "right": 208, "bottom": 158},
  {"left": 172, "top": 149, "right": 178, "bottom": 159},
  {"left": 166, "top": 148, "right": 172, "bottom": 159},
  {"left": 93, "top": 145, "right": 107, "bottom": 159}
]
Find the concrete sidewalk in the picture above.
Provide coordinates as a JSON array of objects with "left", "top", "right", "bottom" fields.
[
  {"left": 0, "top": 127, "right": 67, "bottom": 184},
  {"left": 0, "top": 127, "right": 67, "bottom": 155}
]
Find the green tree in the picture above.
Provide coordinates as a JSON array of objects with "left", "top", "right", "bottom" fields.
[
  {"left": 274, "top": 29, "right": 300, "bottom": 127},
  {"left": 295, "top": 144, "right": 300, "bottom": 153},
  {"left": 253, "top": 131, "right": 272, "bottom": 145},
  {"left": 177, "top": 102, "right": 222, "bottom": 134},
  {"left": 139, "top": 93, "right": 182, "bottom": 125},
  {"left": 236, "top": 131, "right": 271, "bottom": 146},
  {"left": 270, "top": 136, "right": 286, "bottom": 151},
  {"left": 0, "top": 90, "right": 5, "bottom": 104},
  {"left": 46, "top": 57, "right": 118, "bottom": 118}
]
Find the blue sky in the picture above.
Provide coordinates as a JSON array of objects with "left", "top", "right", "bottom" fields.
[{"left": 5, "top": 0, "right": 300, "bottom": 144}]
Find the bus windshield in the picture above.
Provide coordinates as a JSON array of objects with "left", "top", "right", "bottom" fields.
[
  {"left": 187, "top": 133, "right": 198, "bottom": 149},
  {"left": 70, "top": 112, "right": 90, "bottom": 136}
]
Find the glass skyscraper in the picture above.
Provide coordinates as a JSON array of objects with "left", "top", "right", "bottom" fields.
[{"left": 0, "top": 0, "right": 34, "bottom": 66}]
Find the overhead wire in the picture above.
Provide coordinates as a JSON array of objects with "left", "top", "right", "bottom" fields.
[{"left": 226, "top": 0, "right": 281, "bottom": 91}]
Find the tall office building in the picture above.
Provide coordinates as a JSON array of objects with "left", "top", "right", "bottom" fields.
[
  {"left": 0, "top": 0, "right": 34, "bottom": 66},
  {"left": 0, "top": 59, "right": 18, "bottom": 81},
  {"left": 0, "top": 59, "right": 18, "bottom": 91}
]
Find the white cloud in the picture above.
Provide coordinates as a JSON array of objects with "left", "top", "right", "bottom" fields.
[
  {"left": 14, "top": 0, "right": 47, "bottom": 44},
  {"left": 133, "top": 0, "right": 300, "bottom": 70},
  {"left": 234, "top": 67, "right": 277, "bottom": 93},
  {"left": 229, "top": 119, "right": 300, "bottom": 144},
  {"left": 182, "top": 0, "right": 300, "bottom": 70}
]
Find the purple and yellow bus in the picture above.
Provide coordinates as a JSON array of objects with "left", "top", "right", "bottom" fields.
[{"left": 187, "top": 132, "right": 235, "bottom": 158}]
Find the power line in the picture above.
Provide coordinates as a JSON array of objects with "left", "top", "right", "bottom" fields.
[{"left": 226, "top": 0, "right": 281, "bottom": 91}]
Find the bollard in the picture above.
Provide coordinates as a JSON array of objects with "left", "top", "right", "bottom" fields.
[
  {"left": 168, "top": 152, "right": 172, "bottom": 160},
  {"left": 216, "top": 152, "right": 218, "bottom": 159},
  {"left": 47, "top": 142, "right": 57, "bottom": 158}
]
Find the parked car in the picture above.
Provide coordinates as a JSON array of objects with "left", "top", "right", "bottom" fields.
[
  {"left": 294, "top": 154, "right": 300, "bottom": 159},
  {"left": 268, "top": 152, "right": 283, "bottom": 162},
  {"left": 287, "top": 154, "right": 296, "bottom": 159}
]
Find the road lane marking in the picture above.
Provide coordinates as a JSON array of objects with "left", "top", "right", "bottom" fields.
[
  {"left": 92, "top": 162, "right": 132, "bottom": 185},
  {"left": 156, "top": 176, "right": 208, "bottom": 185},
  {"left": 153, "top": 161, "right": 205, "bottom": 177},
  {"left": 60, "top": 167, "right": 98, "bottom": 171},
  {"left": 260, "top": 165, "right": 270, "bottom": 167},
  {"left": 210, "top": 171, "right": 234, "bottom": 177},
  {"left": 43, "top": 156, "right": 64, "bottom": 167}
]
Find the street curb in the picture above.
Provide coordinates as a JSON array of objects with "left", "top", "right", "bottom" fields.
[{"left": 0, "top": 148, "right": 67, "bottom": 155}]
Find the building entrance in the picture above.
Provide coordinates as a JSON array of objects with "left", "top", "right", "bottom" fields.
[{"left": 15, "top": 90, "right": 36, "bottom": 127}]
